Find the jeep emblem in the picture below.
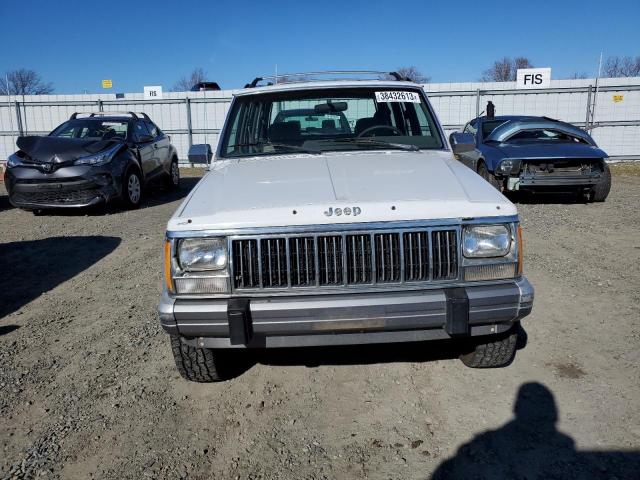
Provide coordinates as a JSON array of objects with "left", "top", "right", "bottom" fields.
[{"left": 324, "top": 206, "right": 361, "bottom": 217}]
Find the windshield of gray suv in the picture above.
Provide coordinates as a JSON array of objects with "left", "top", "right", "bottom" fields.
[
  {"left": 50, "top": 120, "right": 129, "bottom": 140},
  {"left": 219, "top": 87, "right": 444, "bottom": 157}
]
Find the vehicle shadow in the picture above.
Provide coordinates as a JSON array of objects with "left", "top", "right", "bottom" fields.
[
  {"left": 0, "top": 325, "right": 20, "bottom": 336},
  {"left": 0, "top": 236, "right": 121, "bottom": 320},
  {"left": 430, "top": 382, "right": 640, "bottom": 479},
  {"left": 25, "top": 176, "right": 201, "bottom": 217},
  {"left": 248, "top": 324, "right": 527, "bottom": 371},
  {"left": 0, "top": 193, "right": 12, "bottom": 212},
  {"left": 142, "top": 176, "right": 201, "bottom": 209},
  {"left": 507, "top": 190, "right": 590, "bottom": 205}
]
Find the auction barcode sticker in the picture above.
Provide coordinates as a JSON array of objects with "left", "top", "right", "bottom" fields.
[{"left": 375, "top": 91, "right": 421, "bottom": 103}]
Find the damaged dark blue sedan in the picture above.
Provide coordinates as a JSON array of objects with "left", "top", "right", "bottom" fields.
[
  {"left": 451, "top": 116, "right": 611, "bottom": 202},
  {"left": 4, "top": 112, "right": 180, "bottom": 211}
]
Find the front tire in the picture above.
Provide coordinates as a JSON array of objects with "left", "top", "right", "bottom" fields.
[
  {"left": 591, "top": 162, "right": 611, "bottom": 202},
  {"left": 478, "top": 162, "right": 502, "bottom": 191},
  {"left": 121, "top": 167, "right": 142, "bottom": 209},
  {"left": 459, "top": 326, "right": 518, "bottom": 368},
  {"left": 165, "top": 158, "right": 180, "bottom": 190},
  {"left": 170, "top": 336, "right": 224, "bottom": 382}
]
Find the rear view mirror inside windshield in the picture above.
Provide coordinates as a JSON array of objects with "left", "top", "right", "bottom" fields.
[{"left": 314, "top": 101, "right": 348, "bottom": 113}]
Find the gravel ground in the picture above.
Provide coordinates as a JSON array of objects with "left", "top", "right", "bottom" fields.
[{"left": 1, "top": 169, "right": 639, "bottom": 479}]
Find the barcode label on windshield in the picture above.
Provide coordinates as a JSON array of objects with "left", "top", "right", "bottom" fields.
[{"left": 375, "top": 91, "right": 421, "bottom": 103}]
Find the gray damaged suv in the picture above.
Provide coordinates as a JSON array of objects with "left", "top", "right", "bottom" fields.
[{"left": 5, "top": 112, "right": 180, "bottom": 210}]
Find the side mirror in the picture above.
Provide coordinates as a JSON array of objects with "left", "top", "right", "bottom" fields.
[
  {"left": 188, "top": 144, "right": 213, "bottom": 164},
  {"left": 449, "top": 132, "right": 475, "bottom": 155},
  {"left": 138, "top": 134, "right": 154, "bottom": 143}
]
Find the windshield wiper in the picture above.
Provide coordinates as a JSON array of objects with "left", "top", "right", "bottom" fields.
[
  {"left": 227, "top": 142, "right": 321, "bottom": 155},
  {"left": 319, "top": 138, "right": 420, "bottom": 152}
]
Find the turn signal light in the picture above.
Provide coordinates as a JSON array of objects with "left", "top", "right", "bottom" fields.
[
  {"left": 517, "top": 225, "right": 524, "bottom": 275},
  {"left": 164, "top": 240, "right": 174, "bottom": 294}
]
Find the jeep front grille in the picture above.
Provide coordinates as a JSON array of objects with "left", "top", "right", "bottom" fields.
[
  {"left": 403, "top": 232, "right": 429, "bottom": 281},
  {"left": 232, "top": 239, "right": 259, "bottom": 288},
  {"left": 289, "top": 237, "right": 316, "bottom": 287},
  {"left": 375, "top": 233, "right": 401, "bottom": 282},
  {"left": 231, "top": 228, "right": 459, "bottom": 290},
  {"left": 431, "top": 230, "right": 458, "bottom": 280},
  {"left": 317, "top": 235, "right": 343, "bottom": 285},
  {"left": 346, "top": 234, "right": 372, "bottom": 284}
]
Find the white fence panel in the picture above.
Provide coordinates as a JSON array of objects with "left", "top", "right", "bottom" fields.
[{"left": 1, "top": 77, "right": 639, "bottom": 162}]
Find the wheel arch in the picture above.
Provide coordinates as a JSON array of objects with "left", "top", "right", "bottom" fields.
[
  {"left": 122, "top": 150, "right": 143, "bottom": 179},
  {"left": 476, "top": 157, "right": 488, "bottom": 173}
]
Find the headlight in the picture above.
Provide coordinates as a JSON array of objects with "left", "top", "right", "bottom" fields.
[
  {"left": 74, "top": 144, "right": 120, "bottom": 166},
  {"left": 7, "top": 153, "right": 24, "bottom": 168},
  {"left": 463, "top": 225, "right": 511, "bottom": 258},
  {"left": 496, "top": 159, "right": 520, "bottom": 174},
  {"left": 178, "top": 237, "right": 228, "bottom": 271}
]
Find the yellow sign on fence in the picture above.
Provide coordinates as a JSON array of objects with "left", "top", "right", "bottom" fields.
[
  {"left": 102, "top": 79, "right": 113, "bottom": 89},
  {"left": 613, "top": 94, "right": 624, "bottom": 103}
]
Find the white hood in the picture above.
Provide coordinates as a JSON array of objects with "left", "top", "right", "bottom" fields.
[{"left": 168, "top": 150, "right": 517, "bottom": 232}]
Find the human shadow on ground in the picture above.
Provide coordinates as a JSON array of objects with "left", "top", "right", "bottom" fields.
[
  {"left": 0, "top": 236, "right": 121, "bottom": 320},
  {"left": 430, "top": 382, "right": 640, "bottom": 480}
]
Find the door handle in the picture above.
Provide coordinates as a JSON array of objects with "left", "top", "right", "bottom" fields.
[{"left": 153, "top": 143, "right": 159, "bottom": 149}]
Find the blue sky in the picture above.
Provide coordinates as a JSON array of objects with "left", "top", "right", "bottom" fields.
[{"left": 1, "top": 0, "right": 638, "bottom": 93}]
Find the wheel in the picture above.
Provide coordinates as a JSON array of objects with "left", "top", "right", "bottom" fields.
[
  {"left": 164, "top": 158, "right": 180, "bottom": 190},
  {"left": 591, "top": 162, "right": 611, "bottom": 202},
  {"left": 459, "top": 326, "right": 518, "bottom": 368},
  {"left": 170, "top": 335, "right": 224, "bottom": 382},
  {"left": 477, "top": 162, "right": 502, "bottom": 191},
  {"left": 121, "top": 167, "right": 142, "bottom": 209}
]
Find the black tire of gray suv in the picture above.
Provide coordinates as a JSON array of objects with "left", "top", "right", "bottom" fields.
[
  {"left": 591, "top": 162, "right": 611, "bottom": 202},
  {"left": 170, "top": 336, "right": 223, "bottom": 382},
  {"left": 164, "top": 158, "right": 180, "bottom": 190},
  {"left": 459, "top": 325, "right": 518, "bottom": 368},
  {"left": 121, "top": 167, "right": 142, "bottom": 209}
]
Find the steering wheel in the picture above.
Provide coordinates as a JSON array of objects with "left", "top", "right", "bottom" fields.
[{"left": 357, "top": 125, "right": 403, "bottom": 138}]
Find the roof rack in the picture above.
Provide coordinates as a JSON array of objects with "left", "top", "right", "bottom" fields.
[
  {"left": 244, "top": 70, "right": 410, "bottom": 88},
  {"left": 69, "top": 111, "right": 151, "bottom": 121}
]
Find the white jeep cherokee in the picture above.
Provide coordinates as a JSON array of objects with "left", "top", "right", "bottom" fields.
[{"left": 158, "top": 73, "right": 534, "bottom": 382}]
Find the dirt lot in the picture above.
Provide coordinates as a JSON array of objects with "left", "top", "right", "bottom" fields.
[{"left": 1, "top": 166, "right": 639, "bottom": 479}]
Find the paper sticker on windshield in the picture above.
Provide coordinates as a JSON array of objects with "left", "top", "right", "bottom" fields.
[
  {"left": 102, "top": 122, "right": 124, "bottom": 126},
  {"left": 375, "top": 91, "right": 421, "bottom": 103}
]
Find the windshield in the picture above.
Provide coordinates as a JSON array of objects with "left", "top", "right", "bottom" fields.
[
  {"left": 481, "top": 120, "right": 509, "bottom": 139},
  {"left": 50, "top": 120, "right": 129, "bottom": 141},
  {"left": 220, "top": 88, "right": 443, "bottom": 158}
]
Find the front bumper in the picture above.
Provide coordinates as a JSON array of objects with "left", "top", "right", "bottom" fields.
[
  {"left": 5, "top": 164, "right": 121, "bottom": 209},
  {"left": 502, "top": 159, "right": 604, "bottom": 191},
  {"left": 518, "top": 171, "right": 601, "bottom": 188},
  {"left": 158, "top": 277, "right": 534, "bottom": 348}
]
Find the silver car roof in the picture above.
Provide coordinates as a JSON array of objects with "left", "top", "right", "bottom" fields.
[{"left": 234, "top": 80, "right": 421, "bottom": 96}]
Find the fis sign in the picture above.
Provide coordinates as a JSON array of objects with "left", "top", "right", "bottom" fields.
[
  {"left": 516, "top": 68, "right": 551, "bottom": 89},
  {"left": 143, "top": 85, "right": 163, "bottom": 100}
]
